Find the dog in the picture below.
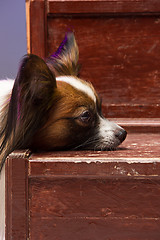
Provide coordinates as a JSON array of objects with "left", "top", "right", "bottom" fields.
[{"left": 0, "top": 32, "right": 127, "bottom": 172}]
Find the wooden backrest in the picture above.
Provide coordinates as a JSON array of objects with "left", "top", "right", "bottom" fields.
[{"left": 26, "top": 0, "right": 160, "bottom": 118}]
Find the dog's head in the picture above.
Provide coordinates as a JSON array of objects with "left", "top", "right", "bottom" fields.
[{"left": 1, "top": 32, "right": 127, "bottom": 160}]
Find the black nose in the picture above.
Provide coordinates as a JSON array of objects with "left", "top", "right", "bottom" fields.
[{"left": 115, "top": 129, "right": 127, "bottom": 143}]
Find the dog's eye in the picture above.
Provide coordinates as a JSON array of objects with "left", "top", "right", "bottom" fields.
[{"left": 79, "top": 110, "right": 92, "bottom": 123}]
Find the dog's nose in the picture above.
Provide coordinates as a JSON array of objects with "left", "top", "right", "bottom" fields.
[{"left": 115, "top": 129, "right": 127, "bottom": 143}]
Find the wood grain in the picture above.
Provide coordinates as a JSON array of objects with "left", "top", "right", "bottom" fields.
[
  {"left": 29, "top": 177, "right": 160, "bottom": 218},
  {"left": 47, "top": 0, "right": 160, "bottom": 14},
  {"left": 30, "top": 218, "right": 160, "bottom": 240},
  {"left": 29, "top": 133, "right": 160, "bottom": 176},
  {"left": 5, "top": 150, "right": 30, "bottom": 240},
  {"left": 28, "top": 133, "right": 160, "bottom": 239},
  {"left": 4, "top": 133, "right": 160, "bottom": 239},
  {"left": 26, "top": 0, "right": 47, "bottom": 57}
]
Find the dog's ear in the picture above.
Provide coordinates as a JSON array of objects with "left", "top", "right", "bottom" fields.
[
  {"left": 47, "top": 32, "right": 79, "bottom": 76},
  {"left": 0, "top": 54, "right": 56, "bottom": 161},
  {"left": 14, "top": 54, "right": 56, "bottom": 108}
]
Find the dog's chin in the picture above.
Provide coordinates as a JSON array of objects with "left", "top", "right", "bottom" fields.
[
  {"left": 78, "top": 145, "right": 119, "bottom": 151},
  {"left": 88, "top": 143, "right": 121, "bottom": 151},
  {"left": 73, "top": 138, "right": 122, "bottom": 151},
  {"left": 89, "top": 146, "right": 118, "bottom": 151}
]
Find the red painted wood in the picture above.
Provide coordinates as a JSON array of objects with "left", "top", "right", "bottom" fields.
[
  {"left": 47, "top": 0, "right": 160, "bottom": 14},
  {"left": 30, "top": 218, "right": 160, "bottom": 240},
  {"left": 29, "top": 177, "right": 160, "bottom": 218},
  {"left": 4, "top": 133, "right": 160, "bottom": 239},
  {"left": 113, "top": 118, "right": 160, "bottom": 133},
  {"left": 27, "top": 0, "right": 47, "bottom": 57},
  {"left": 29, "top": 133, "right": 160, "bottom": 176},
  {"left": 28, "top": 133, "right": 160, "bottom": 239},
  {"left": 47, "top": 16, "right": 160, "bottom": 117},
  {"left": 5, "top": 150, "right": 30, "bottom": 240}
]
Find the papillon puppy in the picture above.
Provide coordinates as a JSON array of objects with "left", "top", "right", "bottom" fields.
[{"left": 0, "top": 32, "right": 127, "bottom": 171}]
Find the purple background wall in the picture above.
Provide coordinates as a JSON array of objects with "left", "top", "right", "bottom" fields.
[{"left": 0, "top": 0, "right": 27, "bottom": 79}]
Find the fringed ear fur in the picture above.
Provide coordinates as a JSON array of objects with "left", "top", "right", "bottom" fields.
[
  {"left": 47, "top": 32, "right": 80, "bottom": 76},
  {"left": 0, "top": 54, "right": 56, "bottom": 171}
]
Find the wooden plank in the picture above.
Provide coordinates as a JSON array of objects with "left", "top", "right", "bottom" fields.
[
  {"left": 29, "top": 133, "right": 160, "bottom": 176},
  {"left": 47, "top": 0, "right": 160, "bottom": 14},
  {"left": 103, "top": 104, "right": 160, "bottom": 118},
  {"left": 28, "top": 132, "right": 160, "bottom": 239},
  {"left": 26, "top": 0, "right": 47, "bottom": 57},
  {"left": 4, "top": 132, "right": 160, "bottom": 239},
  {"left": 29, "top": 218, "right": 160, "bottom": 240},
  {"left": 29, "top": 177, "right": 160, "bottom": 218},
  {"left": 113, "top": 118, "right": 160, "bottom": 133},
  {"left": 5, "top": 151, "right": 30, "bottom": 240},
  {"left": 30, "top": 217, "right": 160, "bottom": 239},
  {"left": 0, "top": 166, "right": 5, "bottom": 240},
  {"left": 26, "top": 0, "right": 31, "bottom": 54}
]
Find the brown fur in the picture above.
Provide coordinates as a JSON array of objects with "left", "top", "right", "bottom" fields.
[{"left": 31, "top": 81, "right": 99, "bottom": 150}]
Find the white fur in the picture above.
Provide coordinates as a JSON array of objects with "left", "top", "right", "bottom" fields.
[
  {"left": 97, "top": 117, "right": 123, "bottom": 149},
  {"left": 99, "top": 117, "right": 121, "bottom": 133},
  {"left": 0, "top": 80, "right": 12, "bottom": 240},
  {"left": 0, "top": 79, "right": 14, "bottom": 108},
  {"left": 56, "top": 76, "right": 96, "bottom": 102},
  {"left": 0, "top": 77, "right": 97, "bottom": 106}
]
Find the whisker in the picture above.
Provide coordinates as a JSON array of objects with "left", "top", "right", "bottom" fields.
[{"left": 73, "top": 135, "right": 100, "bottom": 150}]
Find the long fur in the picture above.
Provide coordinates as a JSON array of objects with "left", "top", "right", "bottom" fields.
[
  {"left": 0, "top": 55, "right": 56, "bottom": 171},
  {"left": 47, "top": 32, "right": 80, "bottom": 76}
]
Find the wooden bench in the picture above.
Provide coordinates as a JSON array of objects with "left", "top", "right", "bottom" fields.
[{"left": 2, "top": 0, "right": 160, "bottom": 239}]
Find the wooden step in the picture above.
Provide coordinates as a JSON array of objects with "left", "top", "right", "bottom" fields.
[
  {"left": 3, "top": 131, "right": 160, "bottom": 239},
  {"left": 113, "top": 118, "right": 160, "bottom": 133}
]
